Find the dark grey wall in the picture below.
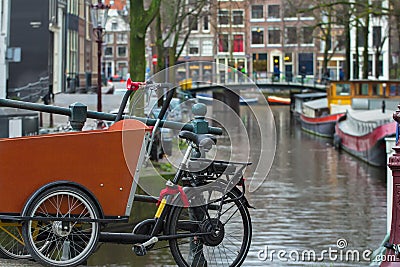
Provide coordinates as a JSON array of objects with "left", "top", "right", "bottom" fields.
[{"left": 9, "top": 0, "right": 50, "bottom": 89}]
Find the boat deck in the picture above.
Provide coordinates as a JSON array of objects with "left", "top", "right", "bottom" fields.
[{"left": 338, "top": 109, "right": 395, "bottom": 136}]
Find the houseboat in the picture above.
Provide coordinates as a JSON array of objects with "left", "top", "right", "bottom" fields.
[
  {"left": 291, "top": 92, "right": 327, "bottom": 116},
  {"left": 330, "top": 80, "right": 400, "bottom": 166},
  {"left": 300, "top": 98, "right": 344, "bottom": 138},
  {"left": 334, "top": 109, "right": 396, "bottom": 166}
]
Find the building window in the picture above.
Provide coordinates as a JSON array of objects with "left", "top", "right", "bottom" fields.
[
  {"left": 251, "top": 5, "right": 264, "bottom": 19},
  {"left": 68, "top": 0, "right": 79, "bottom": 15},
  {"left": 357, "top": 26, "right": 367, "bottom": 47},
  {"left": 378, "top": 54, "right": 383, "bottom": 76},
  {"left": 284, "top": 53, "right": 292, "bottom": 63},
  {"left": 202, "top": 40, "right": 213, "bottom": 56},
  {"left": 85, "top": 6, "right": 90, "bottom": 40},
  {"left": 67, "top": 31, "right": 78, "bottom": 74},
  {"left": 298, "top": 53, "right": 314, "bottom": 75},
  {"left": 373, "top": 26, "right": 382, "bottom": 47},
  {"left": 233, "top": 34, "right": 244, "bottom": 52},
  {"left": 218, "top": 10, "right": 229, "bottom": 25},
  {"left": 218, "top": 34, "right": 229, "bottom": 52},
  {"left": 285, "top": 27, "right": 297, "bottom": 44},
  {"left": 302, "top": 27, "right": 313, "bottom": 44},
  {"left": 117, "top": 47, "right": 127, "bottom": 57},
  {"left": 105, "top": 47, "right": 113, "bottom": 56},
  {"left": 251, "top": 27, "right": 264, "bottom": 45},
  {"left": 111, "top": 22, "right": 118, "bottom": 30},
  {"left": 203, "top": 16, "right": 209, "bottom": 31},
  {"left": 219, "top": 34, "right": 243, "bottom": 53},
  {"left": 189, "top": 47, "right": 199, "bottom": 55},
  {"left": 189, "top": 15, "right": 198, "bottom": 31},
  {"left": 253, "top": 53, "right": 268, "bottom": 72},
  {"left": 268, "top": 28, "right": 281, "bottom": 44},
  {"left": 116, "top": 62, "right": 128, "bottom": 77},
  {"left": 188, "top": 40, "right": 199, "bottom": 55},
  {"left": 268, "top": 5, "right": 280, "bottom": 19},
  {"left": 117, "top": 33, "right": 128, "bottom": 43},
  {"left": 49, "top": 0, "right": 57, "bottom": 24},
  {"left": 232, "top": 10, "right": 244, "bottom": 25},
  {"left": 105, "top": 33, "right": 114, "bottom": 44}
]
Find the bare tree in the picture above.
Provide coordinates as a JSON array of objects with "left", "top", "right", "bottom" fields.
[
  {"left": 288, "top": 0, "right": 348, "bottom": 80},
  {"left": 389, "top": 0, "right": 400, "bottom": 78},
  {"left": 153, "top": 0, "right": 209, "bottom": 73}
]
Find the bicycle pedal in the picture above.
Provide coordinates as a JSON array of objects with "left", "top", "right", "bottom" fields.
[
  {"left": 132, "top": 244, "right": 147, "bottom": 256},
  {"left": 132, "top": 237, "right": 158, "bottom": 256}
]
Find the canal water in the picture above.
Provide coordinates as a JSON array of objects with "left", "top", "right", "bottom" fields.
[{"left": 88, "top": 105, "right": 387, "bottom": 266}]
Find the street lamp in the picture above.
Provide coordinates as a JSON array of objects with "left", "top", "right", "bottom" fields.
[{"left": 90, "top": 1, "right": 110, "bottom": 113}]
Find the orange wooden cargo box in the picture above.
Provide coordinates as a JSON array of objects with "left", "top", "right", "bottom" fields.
[{"left": 0, "top": 119, "right": 150, "bottom": 218}]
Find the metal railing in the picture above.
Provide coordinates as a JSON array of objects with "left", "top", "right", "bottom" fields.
[{"left": 179, "top": 72, "right": 328, "bottom": 88}]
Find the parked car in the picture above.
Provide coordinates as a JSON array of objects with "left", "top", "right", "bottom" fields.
[{"left": 108, "top": 75, "right": 127, "bottom": 95}]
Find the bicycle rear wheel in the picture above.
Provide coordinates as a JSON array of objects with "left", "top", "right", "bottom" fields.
[{"left": 167, "top": 187, "right": 252, "bottom": 267}]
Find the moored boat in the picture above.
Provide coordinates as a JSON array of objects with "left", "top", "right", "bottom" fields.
[
  {"left": 299, "top": 98, "right": 344, "bottom": 138},
  {"left": 291, "top": 92, "right": 327, "bottom": 116},
  {"left": 301, "top": 113, "right": 344, "bottom": 138},
  {"left": 334, "top": 109, "right": 396, "bottom": 166},
  {"left": 267, "top": 96, "right": 291, "bottom": 105}
]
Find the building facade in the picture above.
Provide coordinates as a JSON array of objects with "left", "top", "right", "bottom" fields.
[
  {"left": 103, "top": 9, "right": 130, "bottom": 79},
  {"left": 175, "top": 0, "right": 392, "bottom": 83},
  {"left": 349, "top": 0, "right": 390, "bottom": 80},
  {"left": 246, "top": 0, "right": 325, "bottom": 82},
  {"left": 1, "top": 0, "right": 99, "bottom": 98},
  {"left": 0, "top": 0, "right": 10, "bottom": 99}
]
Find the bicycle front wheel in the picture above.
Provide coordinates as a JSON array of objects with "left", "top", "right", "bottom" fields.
[
  {"left": 0, "top": 221, "right": 30, "bottom": 259},
  {"left": 167, "top": 187, "right": 252, "bottom": 267}
]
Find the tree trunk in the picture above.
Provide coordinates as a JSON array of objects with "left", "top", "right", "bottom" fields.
[
  {"left": 129, "top": 0, "right": 161, "bottom": 115},
  {"left": 130, "top": 34, "right": 146, "bottom": 82},
  {"left": 344, "top": 6, "right": 351, "bottom": 80},
  {"left": 155, "top": 12, "right": 165, "bottom": 72},
  {"left": 362, "top": 14, "right": 370, "bottom": 79},
  {"left": 130, "top": 0, "right": 161, "bottom": 81},
  {"left": 355, "top": 24, "right": 360, "bottom": 79}
]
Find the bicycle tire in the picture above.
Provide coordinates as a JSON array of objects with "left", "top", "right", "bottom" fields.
[{"left": 22, "top": 186, "right": 100, "bottom": 267}]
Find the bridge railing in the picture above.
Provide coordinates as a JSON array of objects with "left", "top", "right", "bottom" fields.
[{"left": 181, "top": 72, "right": 328, "bottom": 89}]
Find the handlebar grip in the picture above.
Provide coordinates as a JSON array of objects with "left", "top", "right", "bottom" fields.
[{"left": 207, "top": 126, "right": 223, "bottom": 135}]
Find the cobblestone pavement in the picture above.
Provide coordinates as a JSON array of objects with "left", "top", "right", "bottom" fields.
[{"left": 0, "top": 259, "right": 40, "bottom": 266}]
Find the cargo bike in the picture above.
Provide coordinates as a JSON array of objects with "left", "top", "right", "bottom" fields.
[{"left": 0, "top": 81, "right": 253, "bottom": 267}]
